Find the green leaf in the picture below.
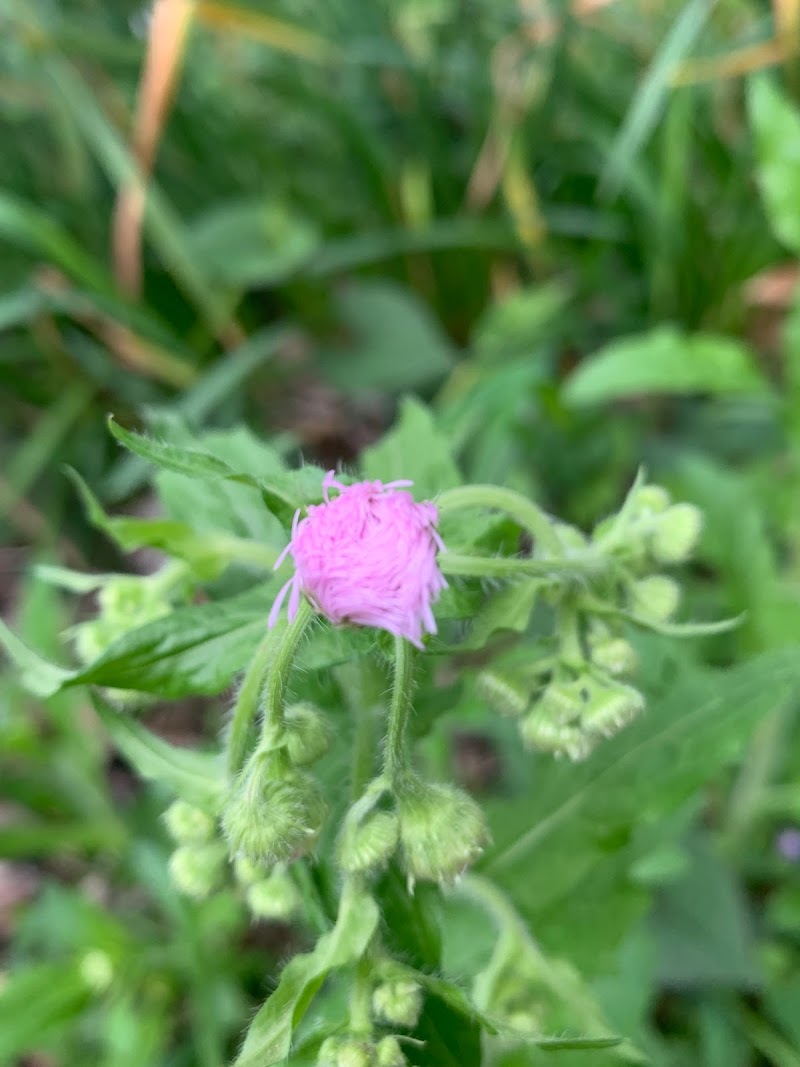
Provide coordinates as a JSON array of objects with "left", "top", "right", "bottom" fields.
[
  {"left": 472, "top": 284, "right": 568, "bottom": 365},
  {"left": 321, "top": 280, "right": 456, "bottom": 391},
  {"left": 410, "top": 988, "right": 483, "bottom": 1067},
  {"left": 68, "top": 584, "right": 277, "bottom": 697},
  {"left": 652, "top": 833, "right": 760, "bottom": 989},
  {"left": 0, "top": 961, "right": 92, "bottom": 1061},
  {"left": 107, "top": 417, "right": 260, "bottom": 486},
  {"left": 66, "top": 467, "right": 276, "bottom": 577},
  {"left": 361, "top": 397, "right": 461, "bottom": 500},
  {"left": 749, "top": 77, "right": 800, "bottom": 254},
  {"left": 188, "top": 200, "right": 319, "bottom": 287},
  {"left": 563, "top": 326, "right": 768, "bottom": 407},
  {"left": 0, "top": 618, "right": 74, "bottom": 698},
  {"left": 461, "top": 578, "right": 542, "bottom": 650},
  {"left": 483, "top": 649, "right": 800, "bottom": 969},
  {"left": 91, "top": 693, "right": 224, "bottom": 806},
  {"left": 233, "top": 887, "right": 380, "bottom": 1067}
]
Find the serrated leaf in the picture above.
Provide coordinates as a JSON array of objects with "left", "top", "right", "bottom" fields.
[
  {"left": 461, "top": 578, "right": 542, "bottom": 650},
  {"left": 91, "top": 693, "right": 224, "bottom": 806},
  {"left": 233, "top": 887, "right": 380, "bottom": 1067},
  {"left": 361, "top": 397, "right": 461, "bottom": 501},
  {"left": 563, "top": 326, "right": 768, "bottom": 407},
  {"left": 108, "top": 416, "right": 261, "bottom": 486},
  {"left": 749, "top": 77, "right": 800, "bottom": 254},
  {"left": 67, "top": 584, "right": 277, "bottom": 697}
]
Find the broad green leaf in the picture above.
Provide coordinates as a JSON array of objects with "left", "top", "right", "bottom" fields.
[
  {"left": 749, "top": 77, "right": 800, "bottom": 254},
  {"left": 410, "top": 988, "right": 483, "bottom": 1067},
  {"left": 67, "top": 468, "right": 276, "bottom": 577},
  {"left": 652, "top": 833, "right": 760, "bottom": 989},
  {"left": 107, "top": 417, "right": 260, "bottom": 486},
  {"left": 188, "top": 200, "right": 319, "bottom": 287},
  {"left": 0, "top": 961, "right": 92, "bottom": 1061},
  {"left": 461, "top": 578, "right": 542, "bottom": 650},
  {"left": 67, "top": 584, "right": 277, "bottom": 697},
  {"left": 483, "top": 649, "right": 800, "bottom": 968},
  {"left": 233, "top": 887, "right": 380, "bottom": 1067},
  {"left": 472, "top": 284, "right": 568, "bottom": 365},
  {"left": 91, "top": 693, "right": 224, "bottom": 806},
  {"left": 361, "top": 397, "right": 461, "bottom": 500},
  {"left": 0, "top": 618, "right": 74, "bottom": 697},
  {"left": 563, "top": 326, "right": 768, "bottom": 407},
  {"left": 320, "top": 280, "right": 456, "bottom": 391}
]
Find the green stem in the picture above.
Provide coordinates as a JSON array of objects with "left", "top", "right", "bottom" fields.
[
  {"left": 260, "top": 598, "right": 315, "bottom": 743},
  {"left": 439, "top": 551, "right": 607, "bottom": 580},
  {"left": 226, "top": 598, "right": 314, "bottom": 777},
  {"left": 437, "top": 484, "right": 563, "bottom": 555},
  {"left": 349, "top": 955, "right": 374, "bottom": 1036},
  {"left": 384, "top": 636, "right": 415, "bottom": 786}
]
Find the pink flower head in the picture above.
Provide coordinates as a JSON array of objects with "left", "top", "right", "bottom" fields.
[{"left": 268, "top": 471, "right": 447, "bottom": 648}]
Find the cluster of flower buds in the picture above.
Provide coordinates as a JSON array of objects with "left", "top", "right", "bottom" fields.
[
  {"left": 318, "top": 1035, "right": 407, "bottom": 1067},
  {"left": 222, "top": 702, "right": 330, "bottom": 869},
  {"left": 476, "top": 481, "right": 703, "bottom": 761},
  {"left": 337, "top": 776, "right": 489, "bottom": 886},
  {"left": 164, "top": 799, "right": 227, "bottom": 900}
]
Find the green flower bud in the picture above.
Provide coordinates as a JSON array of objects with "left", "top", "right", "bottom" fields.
[
  {"left": 169, "top": 842, "right": 227, "bottom": 900},
  {"left": 338, "top": 810, "right": 399, "bottom": 876},
  {"left": 590, "top": 637, "right": 638, "bottom": 677},
  {"left": 283, "top": 702, "right": 331, "bottom": 766},
  {"left": 650, "top": 503, "right": 703, "bottom": 564},
  {"left": 375, "top": 1036, "right": 406, "bottom": 1067},
  {"left": 398, "top": 781, "right": 489, "bottom": 885},
  {"left": 163, "top": 800, "right": 216, "bottom": 844},
  {"left": 475, "top": 670, "right": 529, "bottom": 718},
  {"left": 372, "top": 980, "right": 422, "bottom": 1028},
  {"left": 581, "top": 679, "right": 645, "bottom": 739},
  {"left": 634, "top": 484, "right": 671, "bottom": 515},
  {"left": 334, "top": 1039, "right": 373, "bottom": 1067},
  {"left": 520, "top": 711, "right": 596, "bottom": 762},
  {"left": 222, "top": 750, "right": 326, "bottom": 866},
  {"left": 234, "top": 855, "right": 267, "bottom": 886},
  {"left": 317, "top": 1036, "right": 342, "bottom": 1066},
  {"left": 246, "top": 869, "right": 301, "bottom": 921},
  {"left": 631, "top": 574, "right": 681, "bottom": 622},
  {"left": 538, "top": 678, "right": 585, "bottom": 723},
  {"left": 80, "top": 949, "right": 114, "bottom": 993}
]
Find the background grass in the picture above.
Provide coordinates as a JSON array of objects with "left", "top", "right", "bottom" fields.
[{"left": 3, "top": 0, "right": 800, "bottom": 1064}]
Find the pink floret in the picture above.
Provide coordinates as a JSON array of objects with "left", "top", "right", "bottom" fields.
[{"left": 268, "top": 471, "right": 447, "bottom": 648}]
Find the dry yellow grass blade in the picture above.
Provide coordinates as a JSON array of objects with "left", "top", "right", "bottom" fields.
[
  {"left": 194, "top": 1, "right": 335, "bottom": 60},
  {"left": 671, "top": 37, "right": 795, "bottom": 85},
  {"left": 112, "top": 0, "right": 194, "bottom": 298}
]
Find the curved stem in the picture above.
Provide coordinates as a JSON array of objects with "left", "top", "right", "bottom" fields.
[
  {"left": 226, "top": 598, "right": 314, "bottom": 777},
  {"left": 260, "top": 598, "right": 314, "bottom": 743},
  {"left": 439, "top": 551, "right": 607, "bottom": 580},
  {"left": 437, "top": 484, "right": 563, "bottom": 555},
  {"left": 384, "top": 636, "right": 415, "bottom": 786}
]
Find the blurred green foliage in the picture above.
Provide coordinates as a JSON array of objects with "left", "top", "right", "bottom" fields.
[{"left": 3, "top": 0, "right": 800, "bottom": 1064}]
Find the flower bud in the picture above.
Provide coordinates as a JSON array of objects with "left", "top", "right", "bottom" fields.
[
  {"left": 631, "top": 574, "right": 681, "bottom": 622},
  {"left": 375, "top": 1036, "right": 406, "bottom": 1067},
  {"left": 398, "top": 780, "right": 489, "bottom": 884},
  {"left": 520, "top": 711, "right": 595, "bottom": 762},
  {"left": 338, "top": 810, "right": 399, "bottom": 876},
  {"left": 246, "top": 868, "right": 301, "bottom": 921},
  {"left": 475, "top": 670, "right": 529, "bottom": 718},
  {"left": 650, "top": 503, "right": 703, "bottom": 564},
  {"left": 581, "top": 679, "right": 645, "bottom": 739},
  {"left": 333, "top": 1039, "right": 373, "bottom": 1067},
  {"left": 222, "top": 750, "right": 326, "bottom": 866},
  {"left": 317, "top": 1037, "right": 341, "bottom": 1066},
  {"left": 80, "top": 949, "right": 114, "bottom": 993},
  {"left": 234, "top": 855, "right": 266, "bottom": 886},
  {"left": 590, "top": 637, "right": 638, "bottom": 677},
  {"left": 163, "top": 800, "right": 216, "bottom": 844},
  {"left": 169, "top": 842, "right": 227, "bottom": 900},
  {"left": 634, "top": 484, "right": 671, "bottom": 515},
  {"left": 372, "top": 980, "right": 422, "bottom": 1028},
  {"left": 283, "top": 702, "right": 331, "bottom": 766}
]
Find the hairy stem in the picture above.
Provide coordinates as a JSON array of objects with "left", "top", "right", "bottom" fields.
[
  {"left": 437, "top": 484, "right": 563, "bottom": 555},
  {"left": 439, "top": 551, "right": 607, "bottom": 579},
  {"left": 384, "top": 636, "right": 415, "bottom": 786},
  {"left": 260, "top": 598, "right": 314, "bottom": 742}
]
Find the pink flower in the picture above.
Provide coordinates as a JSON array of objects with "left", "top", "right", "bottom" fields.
[{"left": 268, "top": 472, "right": 447, "bottom": 648}]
